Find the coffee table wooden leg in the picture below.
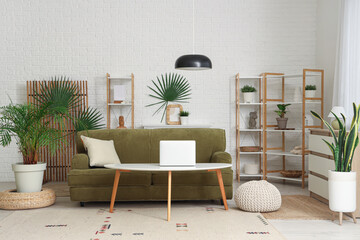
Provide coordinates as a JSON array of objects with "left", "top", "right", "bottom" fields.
[
  {"left": 109, "top": 170, "right": 121, "bottom": 213},
  {"left": 167, "top": 171, "right": 172, "bottom": 221},
  {"left": 215, "top": 169, "right": 228, "bottom": 210}
]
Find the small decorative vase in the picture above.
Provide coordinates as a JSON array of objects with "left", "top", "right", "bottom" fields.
[
  {"left": 243, "top": 92, "right": 255, "bottom": 103},
  {"left": 305, "top": 90, "right": 316, "bottom": 98},
  {"left": 12, "top": 162, "right": 46, "bottom": 193},
  {"left": 180, "top": 116, "right": 189, "bottom": 125},
  {"left": 328, "top": 170, "right": 356, "bottom": 213},
  {"left": 276, "top": 118, "right": 288, "bottom": 129}
]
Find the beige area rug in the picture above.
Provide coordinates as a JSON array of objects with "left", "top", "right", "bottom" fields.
[
  {"left": 43, "top": 182, "right": 69, "bottom": 197},
  {"left": 0, "top": 204, "right": 285, "bottom": 240},
  {"left": 263, "top": 195, "right": 346, "bottom": 220}
]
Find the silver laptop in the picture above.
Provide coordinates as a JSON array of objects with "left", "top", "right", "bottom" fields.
[{"left": 160, "top": 140, "right": 196, "bottom": 166}]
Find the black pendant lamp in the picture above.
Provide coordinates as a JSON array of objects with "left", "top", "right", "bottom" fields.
[{"left": 175, "top": 0, "right": 212, "bottom": 70}]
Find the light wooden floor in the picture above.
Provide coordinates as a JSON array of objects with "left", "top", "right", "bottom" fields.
[{"left": 1, "top": 180, "right": 359, "bottom": 240}]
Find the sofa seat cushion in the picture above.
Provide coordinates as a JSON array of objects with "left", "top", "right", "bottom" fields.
[
  {"left": 68, "top": 169, "right": 151, "bottom": 187},
  {"left": 151, "top": 169, "right": 233, "bottom": 186}
]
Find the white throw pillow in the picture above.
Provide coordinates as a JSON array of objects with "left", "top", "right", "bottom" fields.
[{"left": 80, "top": 135, "right": 121, "bottom": 167}]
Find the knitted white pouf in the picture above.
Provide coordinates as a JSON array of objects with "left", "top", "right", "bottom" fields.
[{"left": 234, "top": 180, "right": 281, "bottom": 212}]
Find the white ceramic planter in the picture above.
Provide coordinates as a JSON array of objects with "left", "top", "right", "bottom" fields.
[
  {"left": 180, "top": 116, "right": 189, "bottom": 125},
  {"left": 12, "top": 162, "right": 46, "bottom": 193},
  {"left": 328, "top": 170, "right": 357, "bottom": 213},
  {"left": 305, "top": 90, "right": 316, "bottom": 98},
  {"left": 244, "top": 163, "right": 259, "bottom": 175},
  {"left": 243, "top": 92, "right": 255, "bottom": 103}
]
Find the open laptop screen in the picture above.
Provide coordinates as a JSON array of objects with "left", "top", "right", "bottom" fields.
[{"left": 160, "top": 140, "right": 196, "bottom": 166}]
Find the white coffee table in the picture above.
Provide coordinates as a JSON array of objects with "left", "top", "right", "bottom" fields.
[{"left": 104, "top": 163, "right": 232, "bottom": 221}]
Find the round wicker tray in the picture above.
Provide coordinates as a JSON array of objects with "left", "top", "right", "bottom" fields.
[
  {"left": 240, "top": 146, "right": 262, "bottom": 152},
  {"left": 280, "top": 170, "right": 302, "bottom": 178},
  {"left": 0, "top": 188, "right": 56, "bottom": 210}
]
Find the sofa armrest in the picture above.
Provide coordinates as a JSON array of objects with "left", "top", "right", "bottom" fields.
[
  {"left": 71, "top": 154, "right": 90, "bottom": 169},
  {"left": 210, "top": 151, "right": 232, "bottom": 164}
]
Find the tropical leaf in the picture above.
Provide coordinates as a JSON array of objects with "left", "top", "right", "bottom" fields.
[
  {"left": 311, "top": 111, "right": 338, "bottom": 146},
  {"left": 343, "top": 103, "right": 360, "bottom": 171},
  {"left": 0, "top": 77, "right": 104, "bottom": 164},
  {"left": 74, "top": 107, "right": 104, "bottom": 132},
  {"left": 146, "top": 73, "right": 191, "bottom": 122}
]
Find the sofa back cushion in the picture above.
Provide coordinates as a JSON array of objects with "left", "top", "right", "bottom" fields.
[
  {"left": 149, "top": 128, "right": 225, "bottom": 163},
  {"left": 77, "top": 128, "right": 226, "bottom": 164},
  {"left": 77, "top": 129, "right": 151, "bottom": 163}
]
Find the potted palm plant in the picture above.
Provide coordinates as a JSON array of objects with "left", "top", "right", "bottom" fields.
[
  {"left": 180, "top": 111, "right": 190, "bottom": 125},
  {"left": 0, "top": 78, "right": 103, "bottom": 193},
  {"left": 311, "top": 103, "right": 360, "bottom": 224},
  {"left": 275, "top": 104, "right": 291, "bottom": 129},
  {"left": 241, "top": 85, "right": 256, "bottom": 103}
]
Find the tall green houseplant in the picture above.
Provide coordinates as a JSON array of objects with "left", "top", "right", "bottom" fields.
[
  {"left": 0, "top": 78, "right": 104, "bottom": 165},
  {"left": 311, "top": 103, "right": 360, "bottom": 172}
]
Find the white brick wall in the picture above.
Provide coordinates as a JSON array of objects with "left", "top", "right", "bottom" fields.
[{"left": 0, "top": 0, "right": 318, "bottom": 181}]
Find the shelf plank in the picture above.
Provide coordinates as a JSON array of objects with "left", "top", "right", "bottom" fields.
[
  {"left": 266, "top": 73, "right": 321, "bottom": 79},
  {"left": 239, "top": 151, "right": 263, "bottom": 155},
  {"left": 237, "top": 102, "right": 263, "bottom": 106},
  {"left": 238, "top": 76, "right": 262, "bottom": 79},
  {"left": 238, "top": 129, "right": 262, "bottom": 132},
  {"left": 267, "top": 173, "right": 308, "bottom": 182},
  {"left": 266, "top": 101, "right": 321, "bottom": 105},
  {"left": 266, "top": 151, "right": 303, "bottom": 157},
  {"left": 108, "top": 103, "right": 132, "bottom": 106},
  {"left": 240, "top": 173, "right": 263, "bottom": 177},
  {"left": 108, "top": 77, "right": 132, "bottom": 80}
]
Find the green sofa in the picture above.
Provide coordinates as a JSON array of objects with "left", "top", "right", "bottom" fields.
[{"left": 68, "top": 128, "right": 233, "bottom": 205}]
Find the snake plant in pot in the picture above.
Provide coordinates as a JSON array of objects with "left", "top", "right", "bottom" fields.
[
  {"left": 0, "top": 78, "right": 104, "bottom": 193},
  {"left": 311, "top": 103, "right": 360, "bottom": 220}
]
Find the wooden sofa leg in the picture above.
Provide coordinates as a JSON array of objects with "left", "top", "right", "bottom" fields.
[{"left": 80, "top": 202, "right": 85, "bottom": 207}]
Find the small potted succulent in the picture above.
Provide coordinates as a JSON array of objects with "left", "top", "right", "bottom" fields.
[
  {"left": 275, "top": 104, "right": 291, "bottom": 129},
  {"left": 180, "top": 111, "right": 190, "bottom": 125},
  {"left": 311, "top": 103, "right": 360, "bottom": 225},
  {"left": 241, "top": 85, "right": 256, "bottom": 103},
  {"left": 305, "top": 85, "right": 316, "bottom": 98}
]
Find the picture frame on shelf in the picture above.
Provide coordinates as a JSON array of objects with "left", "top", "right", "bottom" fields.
[
  {"left": 113, "top": 85, "right": 126, "bottom": 104},
  {"left": 166, "top": 104, "right": 183, "bottom": 125}
]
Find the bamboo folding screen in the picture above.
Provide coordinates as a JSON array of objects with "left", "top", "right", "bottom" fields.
[{"left": 26, "top": 80, "right": 88, "bottom": 182}]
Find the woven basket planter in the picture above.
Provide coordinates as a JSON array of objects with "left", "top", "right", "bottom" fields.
[
  {"left": 234, "top": 180, "right": 281, "bottom": 212},
  {"left": 0, "top": 188, "right": 56, "bottom": 210}
]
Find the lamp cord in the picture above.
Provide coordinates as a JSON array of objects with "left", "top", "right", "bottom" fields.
[{"left": 192, "top": 0, "right": 195, "bottom": 54}]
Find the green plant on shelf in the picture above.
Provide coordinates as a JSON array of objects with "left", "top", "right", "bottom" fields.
[
  {"left": 274, "top": 104, "right": 291, "bottom": 118},
  {"left": 305, "top": 85, "right": 316, "bottom": 90},
  {"left": 180, "top": 111, "right": 189, "bottom": 117},
  {"left": 241, "top": 85, "right": 256, "bottom": 93}
]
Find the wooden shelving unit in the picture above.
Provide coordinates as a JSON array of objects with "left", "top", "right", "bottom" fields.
[
  {"left": 235, "top": 74, "right": 263, "bottom": 182},
  {"left": 235, "top": 69, "right": 324, "bottom": 188},
  {"left": 106, "top": 73, "right": 134, "bottom": 129}
]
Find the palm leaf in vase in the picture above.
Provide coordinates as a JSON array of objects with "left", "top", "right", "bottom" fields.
[{"left": 146, "top": 73, "right": 191, "bottom": 122}]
